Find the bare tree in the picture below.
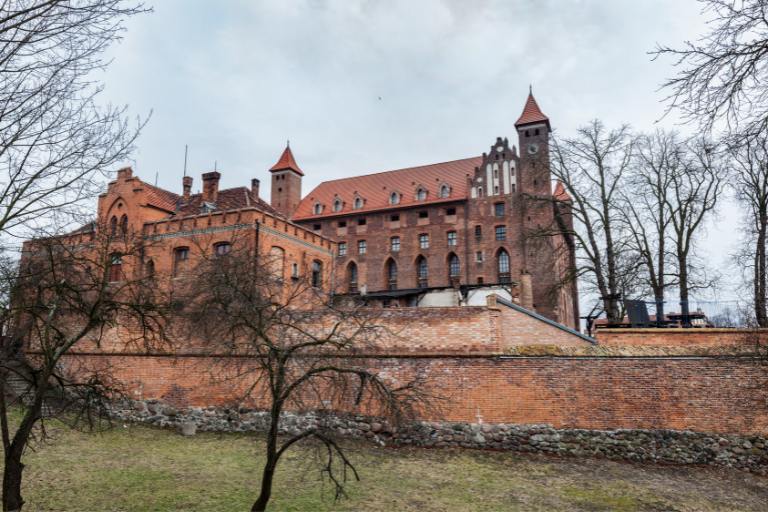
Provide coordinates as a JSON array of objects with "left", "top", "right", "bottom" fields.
[
  {"left": 621, "top": 130, "right": 680, "bottom": 323},
  {"left": 178, "top": 233, "right": 434, "bottom": 512},
  {"left": 730, "top": 135, "right": 768, "bottom": 326},
  {"left": 0, "top": 224, "right": 168, "bottom": 512},
  {"left": 550, "top": 120, "right": 636, "bottom": 323},
  {"left": 654, "top": 0, "right": 768, "bottom": 139},
  {"left": 666, "top": 138, "right": 727, "bottom": 325},
  {"left": 0, "top": 0, "right": 149, "bottom": 239}
]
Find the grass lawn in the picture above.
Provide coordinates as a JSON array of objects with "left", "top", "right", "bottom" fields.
[{"left": 7, "top": 421, "right": 767, "bottom": 511}]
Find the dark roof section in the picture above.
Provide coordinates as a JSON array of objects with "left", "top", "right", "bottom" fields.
[{"left": 173, "top": 186, "right": 284, "bottom": 218}]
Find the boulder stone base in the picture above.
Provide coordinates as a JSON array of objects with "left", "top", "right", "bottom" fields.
[{"left": 109, "top": 400, "right": 768, "bottom": 474}]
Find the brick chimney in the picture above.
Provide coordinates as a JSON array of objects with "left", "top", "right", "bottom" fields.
[
  {"left": 182, "top": 176, "right": 193, "bottom": 201},
  {"left": 520, "top": 271, "right": 534, "bottom": 311},
  {"left": 117, "top": 167, "right": 133, "bottom": 180},
  {"left": 201, "top": 171, "right": 220, "bottom": 203},
  {"left": 251, "top": 178, "right": 260, "bottom": 200}
]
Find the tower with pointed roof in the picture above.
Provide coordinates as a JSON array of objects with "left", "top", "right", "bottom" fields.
[
  {"left": 515, "top": 87, "right": 551, "bottom": 198},
  {"left": 269, "top": 142, "right": 304, "bottom": 217}
]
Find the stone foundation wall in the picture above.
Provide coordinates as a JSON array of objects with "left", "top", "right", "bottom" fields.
[{"left": 110, "top": 399, "right": 768, "bottom": 474}]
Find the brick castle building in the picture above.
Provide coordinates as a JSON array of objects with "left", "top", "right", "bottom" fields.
[
  {"left": 274, "top": 91, "right": 579, "bottom": 329},
  {"left": 53, "top": 90, "right": 576, "bottom": 330}
]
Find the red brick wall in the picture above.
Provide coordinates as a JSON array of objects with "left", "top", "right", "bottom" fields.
[
  {"left": 596, "top": 328, "right": 766, "bottom": 347},
  {"left": 65, "top": 353, "right": 768, "bottom": 435}
]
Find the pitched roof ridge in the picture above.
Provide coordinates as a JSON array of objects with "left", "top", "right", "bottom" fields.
[{"left": 317, "top": 156, "right": 481, "bottom": 186}]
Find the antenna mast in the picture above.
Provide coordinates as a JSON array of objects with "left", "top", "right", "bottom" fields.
[{"left": 183, "top": 144, "right": 188, "bottom": 177}]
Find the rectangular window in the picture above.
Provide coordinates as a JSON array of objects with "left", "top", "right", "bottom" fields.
[
  {"left": 495, "top": 225, "right": 506, "bottom": 241},
  {"left": 447, "top": 231, "right": 457, "bottom": 246},
  {"left": 494, "top": 202, "right": 505, "bottom": 217},
  {"left": 357, "top": 217, "right": 366, "bottom": 225},
  {"left": 391, "top": 237, "right": 400, "bottom": 252},
  {"left": 474, "top": 225, "right": 482, "bottom": 241},
  {"left": 419, "top": 210, "right": 428, "bottom": 219},
  {"left": 338, "top": 220, "right": 347, "bottom": 228},
  {"left": 445, "top": 207, "right": 456, "bottom": 216},
  {"left": 338, "top": 242, "right": 347, "bottom": 256},
  {"left": 390, "top": 214, "right": 400, "bottom": 222},
  {"left": 358, "top": 240, "right": 367, "bottom": 255},
  {"left": 313, "top": 224, "right": 321, "bottom": 231},
  {"left": 475, "top": 251, "right": 484, "bottom": 263},
  {"left": 419, "top": 234, "right": 429, "bottom": 249}
]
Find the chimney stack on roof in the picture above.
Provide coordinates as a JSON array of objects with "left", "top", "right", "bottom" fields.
[
  {"left": 183, "top": 176, "right": 193, "bottom": 201},
  {"left": 201, "top": 171, "right": 220, "bottom": 203},
  {"left": 251, "top": 178, "right": 260, "bottom": 199},
  {"left": 117, "top": 167, "right": 133, "bottom": 180}
]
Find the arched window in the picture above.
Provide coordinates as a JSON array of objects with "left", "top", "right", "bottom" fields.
[
  {"left": 439, "top": 184, "right": 450, "bottom": 198},
  {"left": 448, "top": 254, "right": 460, "bottom": 278},
  {"left": 497, "top": 249, "right": 510, "bottom": 283},
  {"left": 354, "top": 197, "right": 363, "bottom": 209},
  {"left": 108, "top": 253, "right": 123, "bottom": 282},
  {"left": 311, "top": 260, "right": 322, "bottom": 288},
  {"left": 347, "top": 261, "right": 358, "bottom": 293},
  {"left": 313, "top": 203, "right": 323, "bottom": 215},
  {"left": 389, "top": 192, "right": 400, "bottom": 205},
  {"left": 214, "top": 242, "right": 231, "bottom": 257},
  {"left": 120, "top": 214, "right": 128, "bottom": 234},
  {"left": 477, "top": 187, "right": 483, "bottom": 197},
  {"left": 333, "top": 198, "right": 342, "bottom": 212},
  {"left": 416, "top": 188, "right": 427, "bottom": 201},
  {"left": 173, "top": 247, "right": 189, "bottom": 277},
  {"left": 144, "top": 259, "right": 155, "bottom": 278},
  {"left": 109, "top": 216, "right": 118, "bottom": 235},
  {"left": 269, "top": 246, "right": 285, "bottom": 278},
  {"left": 386, "top": 259, "right": 397, "bottom": 290},
  {"left": 416, "top": 256, "right": 428, "bottom": 288}
]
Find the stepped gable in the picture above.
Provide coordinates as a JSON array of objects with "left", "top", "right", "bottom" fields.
[{"left": 293, "top": 156, "right": 482, "bottom": 220}]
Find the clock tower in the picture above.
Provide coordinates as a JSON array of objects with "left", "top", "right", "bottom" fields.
[{"left": 515, "top": 88, "right": 551, "bottom": 198}]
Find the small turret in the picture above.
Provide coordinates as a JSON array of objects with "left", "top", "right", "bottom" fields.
[{"left": 269, "top": 142, "right": 303, "bottom": 217}]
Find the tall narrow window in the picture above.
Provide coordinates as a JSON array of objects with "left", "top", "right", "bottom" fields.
[
  {"left": 416, "top": 256, "right": 428, "bottom": 288},
  {"left": 109, "top": 216, "right": 118, "bottom": 236},
  {"left": 311, "top": 260, "right": 322, "bottom": 288},
  {"left": 269, "top": 246, "right": 285, "bottom": 278},
  {"left": 495, "top": 225, "right": 506, "bottom": 241},
  {"left": 419, "top": 233, "right": 429, "bottom": 249},
  {"left": 474, "top": 225, "right": 482, "bottom": 241},
  {"left": 173, "top": 247, "right": 189, "bottom": 277},
  {"left": 449, "top": 254, "right": 460, "bottom": 278},
  {"left": 447, "top": 231, "right": 457, "bottom": 246},
  {"left": 338, "top": 242, "right": 347, "bottom": 257},
  {"left": 354, "top": 197, "right": 363, "bottom": 209},
  {"left": 144, "top": 259, "right": 155, "bottom": 278},
  {"left": 386, "top": 259, "right": 398, "bottom": 290},
  {"left": 494, "top": 202, "right": 505, "bottom": 217},
  {"left": 109, "top": 253, "right": 123, "bottom": 282},
  {"left": 498, "top": 249, "right": 510, "bottom": 283},
  {"left": 358, "top": 240, "right": 367, "bottom": 255},
  {"left": 390, "top": 236, "right": 400, "bottom": 252},
  {"left": 120, "top": 214, "right": 128, "bottom": 234},
  {"left": 347, "top": 262, "right": 358, "bottom": 293},
  {"left": 333, "top": 198, "right": 342, "bottom": 212}
]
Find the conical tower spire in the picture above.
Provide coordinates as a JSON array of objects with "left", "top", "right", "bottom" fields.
[
  {"left": 515, "top": 87, "right": 550, "bottom": 130},
  {"left": 269, "top": 142, "right": 304, "bottom": 176}
]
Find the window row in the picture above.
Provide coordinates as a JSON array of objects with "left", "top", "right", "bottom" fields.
[
  {"left": 344, "top": 249, "right": 511, "bottom": 292},
  {"left": 338, "top": 231, "right": 465, "bottom": 257},
  {"left": 314, "top": 185, "right": 454, "bottom": 215}
]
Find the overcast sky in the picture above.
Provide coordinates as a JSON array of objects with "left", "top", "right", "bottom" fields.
[{"left": 101, "top": 0, "right": 743, "bottom": 302}]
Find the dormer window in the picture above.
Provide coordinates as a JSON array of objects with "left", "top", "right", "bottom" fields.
[
  {"left": 416, "top": 188, "right": 427, "bottom": 201},
  {"left": 200, "top": 202, "right": 216, "bottom": 213},
  {"left": 389, "top": 192, "right": 400, "bottom": 205},
  {"left": 313, "top": 203, "right": 323, "bottom": 215},
  {"left": 439, "top": 184, "right": 450, "bottom": 198},
  {"left": 332, "top": 198, "right": 342, "bottom": 212},
  {"left": 353, "top": 197, "right": 363, "bottom": 209}
]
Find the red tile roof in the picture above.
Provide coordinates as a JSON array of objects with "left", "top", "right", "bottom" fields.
[
  {"left": 515, "top": 92, "right": 550, "bottom": 129},
  {"left": 143, "top": 183, "right": 180, "bottom": 212},
  {"left": 553, "top": 181, "right": 571, "bottom": 201},
  {"left": 269, "top": 145, "right": 304, "bottom": 176},
  {"left": 293, "top": 156, "right": 482, "bottom": 220}
]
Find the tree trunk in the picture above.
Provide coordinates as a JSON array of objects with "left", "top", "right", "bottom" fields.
[
  {"left": 755, "top": 210, "right": 768, "bottom": 327},
  {"left": 678, "top": 254, "right": 691, "bottom": 327},
  {"left": 252, "top": 381, "right": 282, "bottom": 512},
  {"left": 2, "top": 450, "right": 24, "bottom": 512}
]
